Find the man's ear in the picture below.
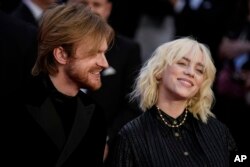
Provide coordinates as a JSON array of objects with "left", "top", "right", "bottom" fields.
[{"left": 53, "top": 46, "right": 68, "bottom": 65}]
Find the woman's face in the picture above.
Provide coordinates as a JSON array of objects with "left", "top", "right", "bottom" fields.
[{"left": 158, "top": 50, "right": 205, "bottom": 101}]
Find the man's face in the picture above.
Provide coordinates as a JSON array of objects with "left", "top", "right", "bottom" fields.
[
  {"left": 83, "top": 0, "right": 112, "bottom": 20},
  {"left": 65, "top": 38, "right": 109, "bottom": 91}
]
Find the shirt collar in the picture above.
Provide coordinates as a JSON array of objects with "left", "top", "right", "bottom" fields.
[
  {"left": 23, "top": 0, "right": 43, "bottom": 21},
  {"left": 150, "top": 106, "right": 193, "bottom": 135}
]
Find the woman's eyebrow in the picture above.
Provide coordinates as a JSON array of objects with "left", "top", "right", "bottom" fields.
[{"left": 182, "top": 57, "right": 204, "bottom": 67}]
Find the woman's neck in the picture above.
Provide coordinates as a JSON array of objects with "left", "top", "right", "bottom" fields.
[{"left": 156, "top": 101, "right": 187, "bottom": 118}]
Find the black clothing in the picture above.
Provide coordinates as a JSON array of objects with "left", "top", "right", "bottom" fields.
[
  {"left": 2, "top": 74, "right": 106, "bottom": 167},
  {"left": 49, "top": 77, "right": 77, "bottom": 139},
  {"left": 88, "top": 34, "right": 142, "bottom": 146},
  {"left": 12, "top": 2, "right": 38, "bottom": 26},
  {"left": 106, "top": 106, "right": 237, "bottom": 167},
  {"left": 0, "top": 10, "right": 37, "bottom": 97}
]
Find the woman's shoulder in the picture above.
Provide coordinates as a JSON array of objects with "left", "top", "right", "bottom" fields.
[
  {"left": 119, "top": 111, "right": 152, "bottom": 135},
  {"left": 205, "top": 116, "right": 227, "bottom": 128},
  {"left": 197, "top": 115, "right": 232, "bottom": 138},
  {"left": 202, "top": 116, "right": 238, "bottom": 152}
]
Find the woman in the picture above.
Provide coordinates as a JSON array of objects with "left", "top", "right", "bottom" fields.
[{"left": 106, "top": 37, "right": 237, "bottom": 167}]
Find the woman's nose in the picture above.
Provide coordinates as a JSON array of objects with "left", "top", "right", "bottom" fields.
[{"left": 184, "top": 66, "right": 195, "bottom": 78}]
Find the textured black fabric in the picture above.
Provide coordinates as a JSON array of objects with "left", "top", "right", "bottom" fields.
[{"left": 106, "top": 106, "right": 237, "bottom": 167}]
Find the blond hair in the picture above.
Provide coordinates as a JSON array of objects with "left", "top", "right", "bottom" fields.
[{"left": 130, "top": 37, "right": 216, "bottom": 123}]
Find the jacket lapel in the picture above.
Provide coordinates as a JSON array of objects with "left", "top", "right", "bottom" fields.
[
  {"left": 56, "top": 97, "right": 95, "bottom": 167},
  {"left": 26, "top": 97, "right": 66, "bottom": 150}
]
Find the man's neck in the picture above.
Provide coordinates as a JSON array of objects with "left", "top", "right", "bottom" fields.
[{"left": 49, "top": 74, "right": 79, "bottom": 97}]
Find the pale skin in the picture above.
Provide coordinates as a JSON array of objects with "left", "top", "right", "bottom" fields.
[
  {"left": 157, "top": 50, "right": 205, "bottom": 118},
  {"left": 50, "top": 38, "right": 109, "bottom": 97}
]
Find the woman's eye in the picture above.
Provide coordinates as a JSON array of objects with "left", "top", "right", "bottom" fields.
[
  {"left": 177, "top": 62, "right": 187, "bottom": 66},
  {"left": 196, "top": 69, "right": 204, "bottom": 74}
]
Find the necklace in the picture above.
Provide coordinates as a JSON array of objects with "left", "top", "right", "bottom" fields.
[{"left": 156, "top": 106, "right": 188, "bottom": 128}]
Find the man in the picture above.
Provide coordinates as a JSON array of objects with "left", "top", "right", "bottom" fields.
[
  {"left": 2, "top": 3, "right": 113, "bottom": 167},
  {"left": 68, "top": 0, "right": 142, "bottom": 159},
  {"left": 12, "top": 0, "right": 57, "bottom": 26},
  {"left": 0, "top": 9, "right": 37, "bottom": 97}
]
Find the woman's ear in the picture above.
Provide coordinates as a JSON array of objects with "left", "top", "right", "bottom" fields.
[
  {"left": 156, "top": 73, "right": 162, "bottom": 81},
  {"left": 53, "top": 46, "right": 68, "bottom": 65}
]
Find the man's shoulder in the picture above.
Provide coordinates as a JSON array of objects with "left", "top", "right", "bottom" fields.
[{"left": 0, "top": 10, "right": 37, "bottom": 40}]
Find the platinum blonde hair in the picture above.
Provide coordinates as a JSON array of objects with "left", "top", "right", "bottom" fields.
[{"left": 130, "top": 37, "right": 216, "bottom": 123}]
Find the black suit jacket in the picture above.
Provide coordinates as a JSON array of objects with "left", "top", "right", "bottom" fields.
[
  {"left": 2, "top": 75, "right": 107, "bottom": 167},
  {"left": 11, "top": 2, "right": 38, "bottom": 26},
  {"left": 88, "top": 34, "right": 142, "bottom": 144},
  {"left": 0, "top": 10, "right": 37, "bottom": 97}
]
